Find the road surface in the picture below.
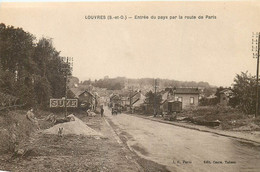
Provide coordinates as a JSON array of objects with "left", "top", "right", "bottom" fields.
[{"left": 105, "top": 108, "right": 260, "bottom": 172}]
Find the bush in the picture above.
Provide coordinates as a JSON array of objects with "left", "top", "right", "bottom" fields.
[
  {"left": 232, "top": 72, "right": 257, "bottom": 114},
  {"left": 0, "top": 111, "right": 36, "bottom": 154},
  {"left": 181, "top": 105, "right": 243, "bottom": 121}
]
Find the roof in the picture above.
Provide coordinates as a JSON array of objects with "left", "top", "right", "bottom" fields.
[
  {"left": 161, "top": 91, "right": 168, "bottom": 101},
  {"left": 78, "top": 90, "right": 94, "bottom": 97},
  {"left": 219, "top": 89, "right": 233, "bottom": 94},
  {"left": 174, "top": 87, "right": 199, "bottom": 94},
  {"left": 165, "top": 87, "right": 200, "bottom": 94},
  {"left": 130, "top": 91, "right": 139, "bottom": 99},
  {"left": 132, "top": 94, "right": 146, "bottom": 107},
  {"left": 110, "top": 94, "right": 121, "bottom": 100},
  {"left": 93, "top": 92, "right": 100, "bottom": 98},
  {"left": 219, "top": 89, "right": 233, "bottom": 97},
  {"left": 69, "top": 87, "right": 80, "bottom": 97},
  {"left": 207, "top": 94, "right": 217, "bottom": 99}
]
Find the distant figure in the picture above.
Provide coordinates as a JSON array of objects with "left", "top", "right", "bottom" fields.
[
  {"left": 101, "top": 107, "right": 104, "bottom": 117},
  {"left": 26, "top": 108, "right": 40, "bottom": 130},
  {"left": 87, "top": 109, "right": 91, "bottom": 116}
]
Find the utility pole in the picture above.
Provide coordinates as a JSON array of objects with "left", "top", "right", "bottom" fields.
[
  {"left": 154, "top": 79, "right": 158, "bottom": 117},
  {"left": 65, "top": 57, "right": 68, "bottom": 117},
  {"left": 94, "top": 92, "right": 97, "bottom": 111},
  {"left": 253, "top": 32, "right": 260, "bottom": 118},
  {"left": 61, "top": 57, "right": 73, "bottom": 117},
  {"left": 129, "top": 86, "right": 133, "bottom": 112}
]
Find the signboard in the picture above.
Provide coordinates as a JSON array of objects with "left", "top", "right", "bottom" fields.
[{"left": 50, "top": 98, "right": 78, "bottom": 108}]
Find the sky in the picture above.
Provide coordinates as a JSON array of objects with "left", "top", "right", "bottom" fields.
[{"left": 0, "top": 1, "right": 259, "bottom": 87}]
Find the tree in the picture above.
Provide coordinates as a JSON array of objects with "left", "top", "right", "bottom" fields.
[
  {"left": 145, "top": 91, "right": 162, "bottom": 107},
  {"left": 92, "top": 77, "right": 124, "bottom": 90},
  {"left": 13, "top": 79, "right": 36, "bottom": 108},
  {"left": 0, "top": 67, "right": 15, "bottom": 95},
  {"left": 203, "top": 87, "right": 216, "bottom": 97},
  {"left": 0, "top": 23, "right": 73, "bottom": 109},
  {"left": 231, "top": 72, "right": 256, "bottom": 114},
  {"left": 199, "top": 97, "right": 218, "bottom": 106},
  {"left": 0, "top": 23, "right": 35, "bottom": 74},
  {"left": 144, "top": 91, "right": 162, "bottom": 115},
  {"left": 34, "top": 77, "right": 52, "bottom": 107},
  {"left": 82, "top": 79, "right": 91, "bottom": 85}
]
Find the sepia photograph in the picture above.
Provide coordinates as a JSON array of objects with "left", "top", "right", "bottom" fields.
[{"left": 0, "top": 1, "right": 260, "bottom": 171}]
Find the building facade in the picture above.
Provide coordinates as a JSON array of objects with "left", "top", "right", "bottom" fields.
[
  {"left": 160, "top": 87, "right": 200, "bottom": 111},
  {"left": 174, "top": 87, "right": 199, "bottom": 108},
  {"left": 78, "top": 90, "right": 97, "bottom": 110}
]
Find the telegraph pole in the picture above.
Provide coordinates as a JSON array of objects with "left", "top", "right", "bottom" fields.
[
  {"left": 65, "top": 57, "right": 68, "bottom": 117},
  {"left": 61, "top": 57, "right": 73, "bottom": 117},
  {"left": 154, "top": 79, "right": 158, "bottom": 117},
  {"left": 129, "top": 86, "right": 133, "bottom": 112},
  {"left": 253, "top": 32, "right": 260, "bottom": 118}
]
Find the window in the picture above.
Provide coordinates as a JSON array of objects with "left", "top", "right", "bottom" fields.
[{"left": 190, "top": 97, "right": 194, "bottom": 104}]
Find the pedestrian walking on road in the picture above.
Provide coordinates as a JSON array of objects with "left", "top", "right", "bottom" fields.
[{"left": 101, "top": 107, "right": 104, "bottom": 117}]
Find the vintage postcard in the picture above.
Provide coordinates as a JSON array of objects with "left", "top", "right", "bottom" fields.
[{"left": 0, "top": 1, "right": 260, "bottom": 172}]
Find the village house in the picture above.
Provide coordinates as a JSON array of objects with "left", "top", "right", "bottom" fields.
[
  {"left": 160, "top": 89, "right": 177, "bottom": 113},
  {"left": 174, "top": 87, "right": 200, "bottom": 108},
  {"left": 130, "top": 91, "right": 141, "bottom": 106},
  {"left": 118, "top": 91, "right": 131, "bottom": 108},
  {"left": 78, "top": 90, "right": 98, "bottom": 110},
  {"left": 131, "top": 91, "right": 146, "bottom": 111},
  {"left": 121, "top": 97, "right": 129, "bottom": 108},
  {"left": 219, "top": 89, "right": 233, "bottom": 106},
  {"left": 160, "top": 87, "right": 200, "bottom": 113}
]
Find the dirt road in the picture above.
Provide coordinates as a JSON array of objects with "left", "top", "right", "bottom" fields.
[
  {"left": 105, "top": 108, "right": 260, "bottom": 172},
  {"left": 0, "top": 113, "right": 142, "bottom": 172}
]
